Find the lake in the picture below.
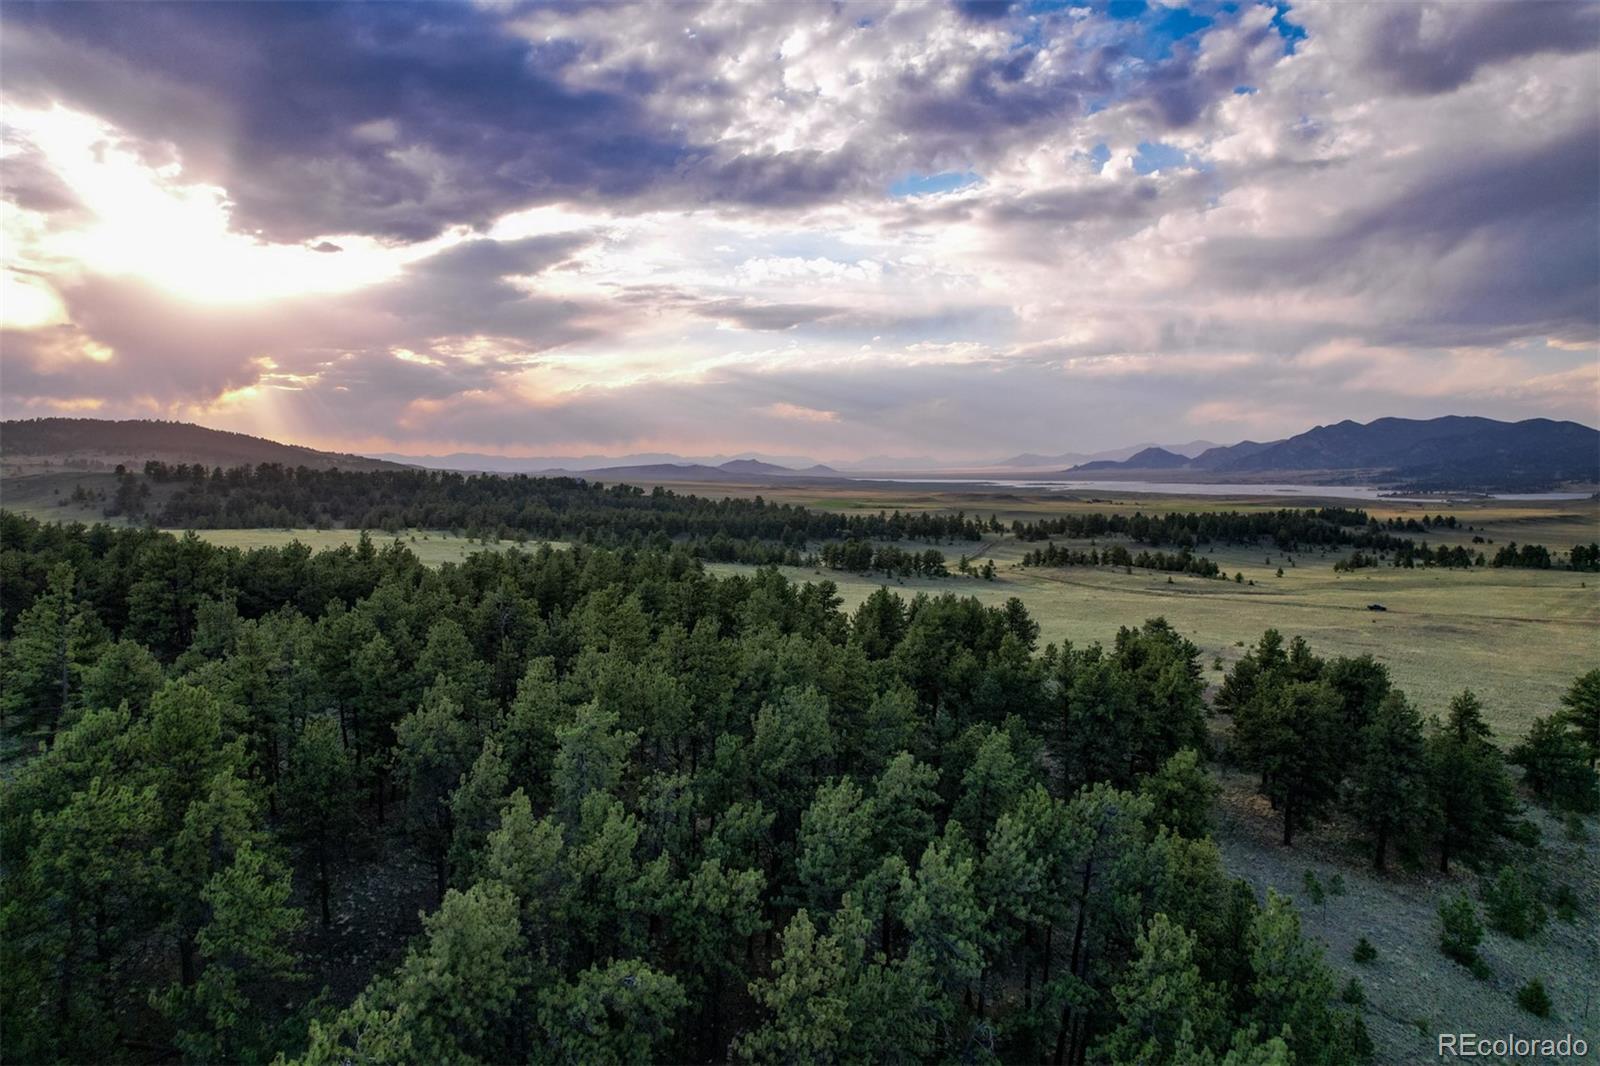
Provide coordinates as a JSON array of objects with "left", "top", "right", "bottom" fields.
[{"left": 858, "top": 478, "right": 1594, "bottom": 502}]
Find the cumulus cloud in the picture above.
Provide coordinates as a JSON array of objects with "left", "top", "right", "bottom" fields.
[{"left": 1, "top": 0, "right": 1595, "bottom": 457}]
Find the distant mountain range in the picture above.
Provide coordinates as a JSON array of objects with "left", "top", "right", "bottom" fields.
[
  {"left": 1, "top": 418, "right": 406, "bottom": 472},
  {"left": 991, "top": 440, "right": 1220, "bottom": 469},
  {"left": 522, "top": 459, "right": 843, "bottom": 483},
  {"left": 5, "top": 416, "right": 1592, "bottom": 491},
  {"left": 373, "top": 440, "right": 1226, "bottom": 475},
  {"left": 1062, "top": 417, "right": 1599, "bottom": 490},
  {"left": 368, "top": 450, "right": 834, "bottom": 473}
]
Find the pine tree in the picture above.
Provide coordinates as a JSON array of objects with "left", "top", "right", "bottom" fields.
[
  {"left": 303, "top": 883, "right": 529, "bottom": 1065},
  {"left": 1438, "top": 891, "right": 1483, "bottom": 967},
  {"left": 1511, "top": 716, "right": 1599, "bottom": 813},
  {"left": 3, "top": 776, "right": 160, "bottom": 1062},
  {"left": 870, "top": 751, "right": 941, "bottom": 863},
  {"left": 751, "top": 686, "right": 837, "bottom": 857},
  {"left": 1427, "top": 691, "right": 1517, "bottom": 873},
  {"left": 797, "top": 777, "right": 875, "bottom": 912},
  {"left": 953, "top": 726, "right": 1029, "bottom": 846},
  {"left": 483, "top": 787, "right": 568, "bottom": 966},
  {"left": 1555, "top": 669, "right": 1600, "bottom": 768},
  {"left": 393, "top": 694, "right": 477, "bottom": 902},
  {"left": 552, "top": 701, "right": 638, "bottom": 828},
  {"left": 0, "top": 563, "right": 102, "bottom": 737},
  {"left": 161, "top": 842, "right": 304, "bottom": 1063},
  {"left": 1481, "top": 865, "right": 1546, "bottom": 940},
  {"left": 668, "top": 857, "right": 767, "bottom": 1058},
  {"left": 1350, "top": 692, "right": 1428, "bottom": 870},
  {"left": 77, "top": 637, "right": 164, "bottom": 720},
  {"left": 1248, "top": 891, "right": 1370, "bottom": 1065},
  {"left": 1141, "top": 747, "right": 1217, "bottom": 839},
  {"left": 901, "top": 834, "right": 987, "bottom": 1010},
  {"left": 281, "top": 716, "right": 356, "bottom": 926},
  {"left": 1233, "top": 681, "right": 1344, "bottom": 845},
  {"left": 538, "top": 959, "right": 687, "bottom": 1066},
  {"left": 736, "top": 910, "right": 852, "bottom": 1063},
  {"left": 1214, "top": 629, "right": 1287, "bottom": 716},
  {"left": 448, "top": 738, "right": 512, "bottom": 886},
  {"left": 500, "top": 656, "right": 569, "bottom": 808},
  {"left": 1099, "top": 913, "right": 1221, "bottom": 1064}
]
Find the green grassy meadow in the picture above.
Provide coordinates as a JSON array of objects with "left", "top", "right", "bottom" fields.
[
  {"left": 713, "top": 522, "right": 1598, "bottom": 739},
  {"left": 177, "top": 527, "right": 561, "bottom": 568},
  {"left": 6, "top": 469, "right": 1595, "bottom": 738}
]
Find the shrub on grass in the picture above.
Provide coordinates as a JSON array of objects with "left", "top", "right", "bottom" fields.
[
  {"left": 1352, "top": 937, "right": 1377, "bottom": 964},
  {"left": 1341, "top": 978, "right": 1366, "bottom": 1007},
  {"left": 1553, "top": 883, "right": 1581, "bottom": 923},
  {"left": 1516, "top": 979, "right": 1552, "bottom": 1018},
  {"left": 1438, "top": 892, "right": 1483, "bottom": 967}
]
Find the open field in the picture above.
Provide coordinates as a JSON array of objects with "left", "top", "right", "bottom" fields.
[
  {"left": 642, "top": 477, "right": 1600, "bottom": 545},
  {"left": 164, "top": 522, "right": 1595, "bottom": 735},
  {"left": 713, "top": 530, "right": 1597, "bottom": 740},
  {"left": 146, "top": 522, "right": 1600, "bottom": 739},
  {"left": 178, "top": 527, "right": 560, "bottom": 568},
  {"left": 6, "top": 472, "right": 1594, "bottom": 738}
]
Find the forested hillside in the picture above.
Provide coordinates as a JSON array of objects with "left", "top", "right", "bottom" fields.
[{"left": 4, "top": 513, "right": 1593, "bottom": 1063}]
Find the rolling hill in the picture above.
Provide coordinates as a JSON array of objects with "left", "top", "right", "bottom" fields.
[
  {"left": 1072, "top": 446, "right": 1192, "bottom": 472},
  {"left": 1, "top": 419, "right": 409, "bottom": 473}
]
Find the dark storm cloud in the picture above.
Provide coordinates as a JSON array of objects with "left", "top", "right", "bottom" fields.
[
  {"left": 1135, "top": 17, "right": 1280, "bottom": 129},
  {"left": 687, "top": 148, "right": 869, "bottom": 209},
  {"left": 894, "top": 63, "right": 1077, "bottom": 146},
  {"left": 0, "top": 0, "right": 1280, "bottom": 241},
  {"left": 985, "top": 181, "right": 1163, "bottom": 226},
  {"left": 1358, "top": 1, "right": 1600, "bottom": 97},
  {"left": 1202, "top": 125, "right": 1600, "bottom": 346},
  {"left": 2, "top": 2, "right": 689, "bottom": 241},
  {"left": 953, "top": 1, "right": 1015, "bottom": 23},
  {"left": 379, "top": 234, "right": 602, "bottom": 345}
]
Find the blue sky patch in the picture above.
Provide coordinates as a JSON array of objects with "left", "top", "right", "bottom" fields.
[
  {"left": 1132, "top": 141, "right": 1187, "bottom": 175},
  {"left": 890, "top": 171, "right": 981, "bottom": 198},
  {"left": 1271, "top": 2, "right": 1307, "bottom": 53}
]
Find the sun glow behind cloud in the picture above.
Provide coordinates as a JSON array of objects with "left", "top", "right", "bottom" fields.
[{"left": 3, "top": 105, "right": 428, "bottom": 311}]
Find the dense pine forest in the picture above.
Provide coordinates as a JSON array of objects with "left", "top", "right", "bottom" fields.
[
  {"left": 128, "top": 463, "right": 989, "bottom": 550},
  {"left": 4, "top": 513, "right": 1594, "bottom": 1063}
]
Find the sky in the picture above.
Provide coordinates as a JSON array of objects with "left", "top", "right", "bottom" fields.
[{"left": 2, "top": 0, "right": 1597, "bottom": 462}]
